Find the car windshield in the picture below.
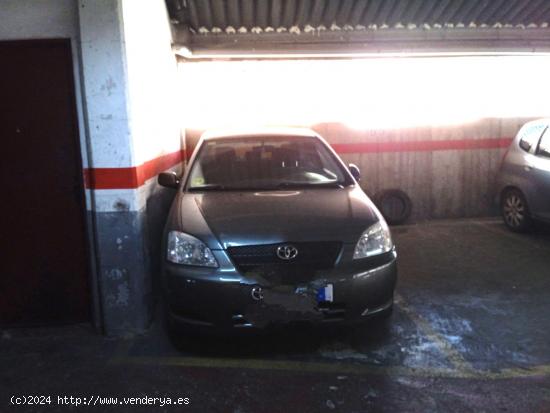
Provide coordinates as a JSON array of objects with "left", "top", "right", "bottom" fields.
[{"left": 187, "top": 135, "right": 350, "bottom": 191}]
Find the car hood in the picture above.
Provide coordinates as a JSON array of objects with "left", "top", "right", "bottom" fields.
[{"left": 178, "top": 187, "right": 380, "bottom": 249}]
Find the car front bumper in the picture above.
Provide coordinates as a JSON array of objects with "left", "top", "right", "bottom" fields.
[{"left": 163, "top": 246, "right": 397, "bottom": 330}]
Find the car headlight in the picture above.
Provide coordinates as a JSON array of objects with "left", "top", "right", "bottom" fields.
[
  {"left": 167, "top": 231, "right": 218, "bottom": 267},
  {"left": 353, "top": 221, "right": 393, "bottom": 259}
]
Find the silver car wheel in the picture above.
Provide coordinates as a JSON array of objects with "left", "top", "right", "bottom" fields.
[{"left": 503, "top": 194, "right": 525, "bottom": 228}]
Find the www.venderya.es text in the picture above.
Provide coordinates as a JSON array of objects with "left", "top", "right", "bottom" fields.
[{"left": 10, "top": 395, "right": 190, "bottom": 407}]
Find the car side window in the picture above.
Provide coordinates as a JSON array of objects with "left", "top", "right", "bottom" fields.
[
  {"left": 519, "top": 124, "right": 545, "bottom": 153},
  {"left": 536, "top": 127, "right": 550, "bottom": 159}
]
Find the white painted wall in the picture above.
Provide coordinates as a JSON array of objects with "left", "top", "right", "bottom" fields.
[
  {"left": 178, "top": 57, "right": 550, "bottom": 130},
  {"left": 121, "top": 0, "right": 181, "bottom": 166},
  {"left": 79, "top": 0, "right": 180, "bottom": 170},
  {"left": 78, "top": 0, "right": 182, "bottom": 212},
  {"left": 79, "top": 0, "right": 134, "bottom": 169}
]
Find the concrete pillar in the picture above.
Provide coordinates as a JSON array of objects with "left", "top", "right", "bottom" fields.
[{"left": 78, "top": 0, "right": 182, "bottom": 335}]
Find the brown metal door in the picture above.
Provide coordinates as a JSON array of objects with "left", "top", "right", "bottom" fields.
[{"left": 0, "top": 40, "right": 90, "bottom": 325}]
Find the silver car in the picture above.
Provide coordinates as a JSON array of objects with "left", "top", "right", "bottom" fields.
[{"left": 497, "top": 119, "right": 550, "bottom": 231}]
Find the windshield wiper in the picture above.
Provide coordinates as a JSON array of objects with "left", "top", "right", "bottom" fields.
[
  {"left": 276, "top": 181, "right": 345, "bottom": 189},
  {"left": 188, "top": 184, "right": 226, "bottom": 191},
  {"left": 189, "top": 182, "right": 345, "bottom": 191},
  {"left": 188, "top": 184, "right": 274, "bottom": 191}
]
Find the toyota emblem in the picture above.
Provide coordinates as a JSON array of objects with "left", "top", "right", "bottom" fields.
[
  {"left": 276, "top": 244, "right": 298, "bottom": 260},
  {"left": 251, "top": 286, "right": 263, "bottom": 301}
]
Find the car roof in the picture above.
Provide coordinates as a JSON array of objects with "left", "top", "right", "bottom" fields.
[
  {"left": 519, "top": 118, "right": 550, "bottom": 131},
  {"left": 515, "top": 118, "right": 550, "bottom": 140},
  {"left": 200, "top": 127, "right": 320, "bottom": 140}
]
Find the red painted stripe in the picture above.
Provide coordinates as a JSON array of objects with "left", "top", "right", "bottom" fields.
[
  {"left": 331, "top": 137, "right": 513, "bottom": 154},
  {"left": 83, "top": 138, "right": 513, "bottom": 189},
  {"left": 84, "top": 149, "right": 185, "bottom": 189}
]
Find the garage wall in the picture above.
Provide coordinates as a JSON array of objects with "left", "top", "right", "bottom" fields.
[
  {"left": 315, "top": 118, "right": 531, "bottom": 221},
  {"left": 179, "top": 56, "right": 546, "bottom": 222},
  {"left": 187, "top": 117, "right": 530, "bottom": 221}
]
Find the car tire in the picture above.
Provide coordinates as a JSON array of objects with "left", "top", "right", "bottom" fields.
[
  {"left": 501, "top": 188, "right": 532, "bottom": 232},
  {"left": 373, "top": 189, "right": 412, "bottom": 225}
]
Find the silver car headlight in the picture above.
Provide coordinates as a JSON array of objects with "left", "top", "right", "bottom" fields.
[
  {"left": 353, "top": 221, "right": 393, "bottom": 259},
  {"left": 167, "top": 231, "right": 218, "bottom": 267}
]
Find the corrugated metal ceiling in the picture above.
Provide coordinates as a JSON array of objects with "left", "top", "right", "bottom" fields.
[{"left": 167, "top": 0, "right": 550, "bottom": 34}]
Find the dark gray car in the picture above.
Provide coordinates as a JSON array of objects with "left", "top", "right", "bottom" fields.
[
  {"left": 497, "top": 119, "right": 550, "bottom": 232},
  {"left": 158, "top": 128, "right": 397, "bottom": 332}
]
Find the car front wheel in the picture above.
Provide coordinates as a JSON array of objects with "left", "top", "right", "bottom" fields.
[{"left": 501, "top": 188, "right": 532, "bottom": 232}]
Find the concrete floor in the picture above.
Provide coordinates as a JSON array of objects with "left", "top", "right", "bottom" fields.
[{"left": 2, "top": 218, "right": 550, "bottom": 412}]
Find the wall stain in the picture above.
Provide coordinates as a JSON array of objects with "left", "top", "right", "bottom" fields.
[
  {"left": 100, "top": 77, "right": 117, "bottom": 96},
  {"left": 113, "top": 199, "right": 129, "bottom": 211}
]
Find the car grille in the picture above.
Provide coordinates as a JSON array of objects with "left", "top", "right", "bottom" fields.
[{"left": 226, "top": 242, "right": 342, "bottom": 285}]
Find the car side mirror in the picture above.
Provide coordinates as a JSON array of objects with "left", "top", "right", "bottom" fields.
[
  {"left": 158, "top": 172, "right": 180, "bottom": 189},
  {"left": 519, "top": 138, "right": 532, "bottom": 152},
  {"left": 348, "top": 163, "right": 361, "bottom": 182}
]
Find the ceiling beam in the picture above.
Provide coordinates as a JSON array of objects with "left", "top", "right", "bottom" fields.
[{"left": 173, "top": 27, "right": 550, "bottom": 59}]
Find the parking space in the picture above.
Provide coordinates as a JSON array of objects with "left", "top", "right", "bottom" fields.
[
  {"left": 2, "top": 219, "right": 549, "bottom": 412},
  {"left": 395, "top": 219, "right": 550, "bottom": 375}
]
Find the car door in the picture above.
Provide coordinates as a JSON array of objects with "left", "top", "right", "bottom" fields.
[
  {"left": 530, "top": 126, "right": 550, "bottom": 220},
  {"left": 502, "top": 122, "right": 546, "bottom": 206}
]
